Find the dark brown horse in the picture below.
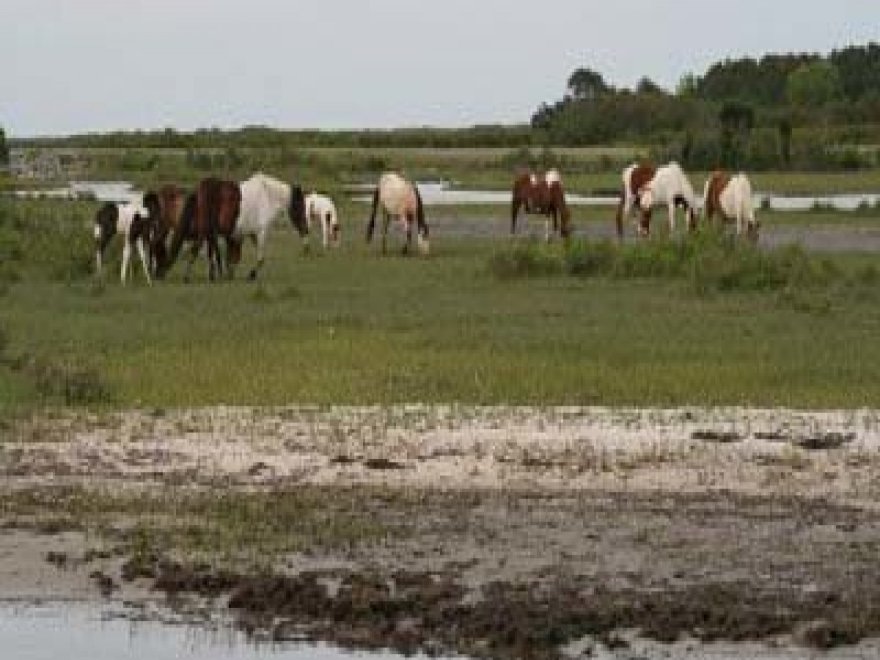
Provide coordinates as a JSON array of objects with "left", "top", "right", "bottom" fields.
[
  {"left": 144, "top": 184, "right": 187, "bottom": 277},
  {"left": 157, "top": 177, "right": 242, "bottom": 281},
  {"left": 510, "top": 169, "right": 571, "bottom": 240}
]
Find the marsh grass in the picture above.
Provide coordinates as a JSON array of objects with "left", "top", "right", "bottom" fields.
[
  {"left": 492, "top": 230, "right": 865, "bottom": 300},
  {"left": 1, "top": 486, "right": 394, "bottom": 566},
  {"left": 2, "top": 198, "right": 880, "bottom": 411}
]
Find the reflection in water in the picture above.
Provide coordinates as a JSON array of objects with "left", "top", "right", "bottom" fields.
[{"left": 0, "top": 602, "right": 461, "bottom": 660}]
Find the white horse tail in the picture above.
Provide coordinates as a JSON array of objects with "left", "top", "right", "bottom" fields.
[{"left": 366, "top": 185, "right": 380, "bottom": 243}]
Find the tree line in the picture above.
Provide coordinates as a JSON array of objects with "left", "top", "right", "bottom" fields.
[
  {"left": 532, "top": 43, "right": 880, "bottom": 170},
  {"left": 8, "top": 43, "right": 880, "bottom": 172}
]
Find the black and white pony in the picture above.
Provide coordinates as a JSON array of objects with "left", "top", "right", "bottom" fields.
[{"left": 93, "top": 194, "right": 158, "bottom": 284}]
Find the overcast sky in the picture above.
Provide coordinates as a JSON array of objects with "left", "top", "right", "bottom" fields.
[{"left": 2, "top": 0, "right": 875, "bottom": 137}]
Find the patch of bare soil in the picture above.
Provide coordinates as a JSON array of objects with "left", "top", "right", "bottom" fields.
[{"left": 2, "top": 406, "right": 880, "bottom": 659}]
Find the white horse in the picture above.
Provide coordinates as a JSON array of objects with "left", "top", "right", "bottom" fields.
[
  {"left": 93, "top": 198, "right": 154, "bottom": 285},
  {"left": 703, "top": 171, "right": 759, "bottom": 240},
  {"left": 635, "top": 162, "right": 699, "bottom": 236},
  {"left": 366, "top": 172, "right": 429, "bottom": 255},
  {"left": 233, "top": 172, "right": 308, "bottom": 279},
  {"left": 304, "top": 192, "right": 341, "bottom": 248}
]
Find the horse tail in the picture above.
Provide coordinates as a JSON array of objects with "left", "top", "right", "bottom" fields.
[
  {"left": 161, "top": 192, "right": 196, "bottom": 278},
  {"left": 414, "top": 184, "right": 428, "bottom": 238},
  {"left": 366, "top": 185, "right": 380, "bottom": 242}
]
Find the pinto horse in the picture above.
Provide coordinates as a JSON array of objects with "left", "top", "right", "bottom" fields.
[
  {"left": 618, "top": 162, "right": 698, "bottom": 237},
  {"left": 511, "top": 169, "right": 571, "bottom": 240},
  {"left": 158, "top": 177, "right": 242, "bottom": 281},
  {"left": 305, "top": 192, "right": 341, "bottom": 248},
  {"left": 366, "top": 172, "right": 429, "bottom": 255},
  {"left": 703, "top": 171, "right": 759, "bottom": 241},
  {"left": 234, "top": 173, "right": 308, "bottom": 280},
  {"left": 93, "top": 196, "right": 155, "bottom": 284},
  {"left": 615, "top": 163, "right": 656, "bottom": 238}
]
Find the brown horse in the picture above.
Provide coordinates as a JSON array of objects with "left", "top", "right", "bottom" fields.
[
  {"left": 157, "top": 177, "right": 242, "bottom": 281},
  {"left": 510, "top": 169, "right": 571, "bottom": 240},
  {"left": 144, "top": 184, "right": 187, "bottom": 277}
]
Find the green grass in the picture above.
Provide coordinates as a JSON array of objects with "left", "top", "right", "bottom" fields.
[{"left": 2, "top": 193, "right": 880, "bottom": 412}]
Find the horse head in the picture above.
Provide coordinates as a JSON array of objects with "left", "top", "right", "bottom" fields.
[{"left": 287, "top": 184, "right": 309, "bottom": 238}]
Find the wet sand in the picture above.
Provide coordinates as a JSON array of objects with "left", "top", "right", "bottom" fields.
[{"left": 2, "top": 406, "right": 880, "bottom": 658}]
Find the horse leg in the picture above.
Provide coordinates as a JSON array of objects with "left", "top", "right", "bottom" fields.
[
  {"left": 511, "top": 198, "right": 520, "bottom": 235},
  {"left": 381, "top": 212, "right": 390, "bottom": 255},
  {"left": 248, "top": 233, "right": 265, "bottom": 280},
  {"left": 403, "top": 220, "right": 413, "bottom": 255},
  {"left": 137, "top": 237, "right": 152, "bottom": 285},
  {"left": 120, "top": 240, "right": 132, "bottom": 285}
]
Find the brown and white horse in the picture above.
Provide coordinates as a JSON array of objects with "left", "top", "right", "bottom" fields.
[
  {"left": 157, "top": 177, "right": 242, "bottom": 281},
  {"left": 511, "top": 169, "right": 571, "bottom": 240},
  {"left": 703, "top": 171, "right": 759, "bottom": 240},
  {"left": 616, "top": 162, "right": 698, "bottom": 237},
  {"left": 366, "top": 172, "right": 429, "bottom": 255}
]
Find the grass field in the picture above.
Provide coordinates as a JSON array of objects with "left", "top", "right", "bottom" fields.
[{"left": 2, "top": 194, "right": 879, "bottom": 414}]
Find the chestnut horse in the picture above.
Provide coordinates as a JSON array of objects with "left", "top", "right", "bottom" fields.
[
  {"left": 366, "top": 172, "right": 429, "bottom": 255},
  {"left": 145, "top": 184, "right": 187, "bottom": 277},
  {"left": 511, "top": 169, "right": 571, "bottom": 240},
  {"left": 703, "top": 171, "right": 759, "bottom": 240},
  {"left": 158, "top": 177, "right": 242, "bottom": 281}
]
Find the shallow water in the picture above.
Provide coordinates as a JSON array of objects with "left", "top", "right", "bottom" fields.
[
  {"left": 0, "top": 602, "right": 459, "bottom": 660},
  {"left": 10, "top": 180, "right": 880, "bottom": 212}
]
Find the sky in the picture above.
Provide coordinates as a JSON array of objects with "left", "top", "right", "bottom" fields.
[{"left": 1, "top": 0, "right": 876, "bottom": 137}]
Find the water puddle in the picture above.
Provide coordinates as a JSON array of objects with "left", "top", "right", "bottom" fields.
[{"left": 0, "top": 601, "right": 461, "bottom": 660}]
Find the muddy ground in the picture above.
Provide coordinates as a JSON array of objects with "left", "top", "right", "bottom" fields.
[{"left": 2, "top": 406, "right": 880, "bottom": 659}]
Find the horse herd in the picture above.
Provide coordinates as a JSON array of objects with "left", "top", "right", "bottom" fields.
[{"left": 94, "top": 163, "right": 757, "bottom": 284}]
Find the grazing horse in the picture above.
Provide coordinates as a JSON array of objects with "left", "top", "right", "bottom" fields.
[
  {"left": 93, "top": 197, "right": 155, "bottom": 285},
  {"left": 305, "top": 192, "right": 341, "bottom": 248},
  {"left": 366, "top": 172, "right": 429, "bottom": 255},
  {"left": 159, "top": 177, "right": 242, "bottom": 281},
  {"left": 510, "top": 169, "right": 571, "bottom": 240},
  {"left": 615, "top": 162, "right": 657, "bottom": 238},
  {"left": 233, "top": 173, "right": 308, "bottom": 280},
  {"left": 703, "top": 171, "right": 759, "bottom": 240},
  {"left": 146, "top": 184, "right": 188, "bottom": 277},
  {"left": 633, "top": 162, "right": 699, "bottom": 237}
]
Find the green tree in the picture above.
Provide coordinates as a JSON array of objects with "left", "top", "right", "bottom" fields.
[
  {"left": 786, "top": 61, "right": 842, "bottom": 107},
  {"left": 566, "top": 68, "right": 611, "bottom": 101},
  {"left": 0, "top": 127, "right": 9, "bottom": 167},
  {"left": 676, "top": 73, "right": 699, "bottom": 98},
  {"left": 719, "top": 102, "right": 755, "bottom": 168}
]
